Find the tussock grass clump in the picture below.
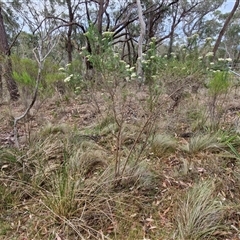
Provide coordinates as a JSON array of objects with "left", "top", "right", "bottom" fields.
[
  {"left": 0, "top": 184, "right": 16, "bottom": 211},
  {"left": 39, "top": 122, "right": 69, "bottom": 136},
  {"left": 99, "top": 159, "right": 154, "bottom": 190},
  {"left": 151, "top": 133, "right": 178, "bottom": 157},
  {"left": 42, "top": 164, "right": 78, "bottom": 219},
  {"left": 69, "top": 142, "right": 108, "bottom": 178},
  {"left": 24, "top": 134, "right": 65, "bottom": 184},
  {"left": 180, "top": 133, "right": 223, "bottom": 154},
  {"left": 0, "top": 148, "right": 18, "bottom": 164},
  {"left": 175, "top": 180, "right": 226, "bottom": 240}
]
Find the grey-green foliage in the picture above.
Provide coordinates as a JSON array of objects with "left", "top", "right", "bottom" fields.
[
  {"left": 8, "top": 0, "right": 228, "bottom": 68},
  {"left": 175, "top": 180, "right": 225, "bottom": 240},
  {"left": 181, "top": 0, "right": 225, "bottom": 38}
]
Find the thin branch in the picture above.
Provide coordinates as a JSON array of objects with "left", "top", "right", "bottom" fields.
[
  {"left": 13, "top": 48, "right": 41, "bottom": 148},
  {"left": 8, "top": 25, "right": 24, "bottom": 54},
  {"left": 13, "top": 35, "right": 59, "bottom": 148}
]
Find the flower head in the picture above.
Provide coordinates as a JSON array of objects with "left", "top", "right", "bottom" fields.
[
  {"left": 205, "top": 37, "right": 212, "bottom": 42},
  {"left": 206, "top": 52, "right": 214, "bottom": 57},
  {"left": 63, "top": 74, "right": 73, "bottom": 83},
  {"left": 131, "top": 73, "right": 137, "bottom": 78},
  {"left": 151, "top": 37, "right": 157, "bottom": 42}
]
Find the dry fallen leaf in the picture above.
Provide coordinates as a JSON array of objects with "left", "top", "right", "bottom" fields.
[{"left": 55, "top": 233, "right": 62, "bottom": 240}]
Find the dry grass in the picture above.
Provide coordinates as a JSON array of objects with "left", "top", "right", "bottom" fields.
[
  {"left": 175, "top": 180, "right": 226, "bottom": 240},
  {"left": 151, "top": 133, "right": 178, "bottom": 157},
  {"left": 1, "top": 80, "right": 240, "bottom": 239}
]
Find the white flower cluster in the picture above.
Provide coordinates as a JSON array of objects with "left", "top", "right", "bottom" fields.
[
  {"left": 125, "top": 64, "right": 136, "bottom": 78},
  {"left": 205, "top": 37, "right": 212, "bottom": 42},
  {"left": 130, "top": 72, "right": 137, "bottom": 78},
  {"left": 64, "top": 74, "right": 73, "bottom": 83},
  {"left": 206, "top": 52, "right": 214, "bottom": 57},
  {"left": 217, "top": 57, "right": 232, "bottom": 62}
]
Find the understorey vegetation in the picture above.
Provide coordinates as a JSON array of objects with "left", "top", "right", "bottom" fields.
[
  {"left": 1, "top": 32, "right": 240, "bottom": 239},
  {"left": 1, "top": 2, "right": 240, "bottom": 238}
]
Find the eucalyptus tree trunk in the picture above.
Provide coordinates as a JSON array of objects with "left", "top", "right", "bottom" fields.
[
  {"left": 213, "top": 0, "right": 240, "bottom": 57},
  {"left": 136, "top": 0, "right": 146, "bottom": 83},
  {"left": 0, "top": 6, "right": 19, "bottom": 101},
  {"left": 66, "top": 0, "right": 73, "bottom": 63},
  {"left": 97, "top": 0, "right": 109, "bottom": 34}
]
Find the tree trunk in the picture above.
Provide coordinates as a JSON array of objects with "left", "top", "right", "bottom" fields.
[
  {"left": 97, "top": 0, "right": 109, "bottom": 35},
  {"left": 66, "top": 0, "right": 73, "bottom": 63},
  {"left": 0, "top": 6, "right": 19, "bottom": 101},
  {"left": 168, "top": 3, "right": 178, "bottom": 57},
  {"left": 136, "top": 0, "right": 146, "bottom": 82},
  {"left": 213, "top": 0, "right": 240, "bottom": 57}
]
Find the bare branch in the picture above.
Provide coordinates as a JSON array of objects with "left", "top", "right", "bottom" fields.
[{"left": 13, "top": 31, "right": 59, "bottom": 148}]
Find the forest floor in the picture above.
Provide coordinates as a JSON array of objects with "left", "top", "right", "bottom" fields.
[{"left": 1, "top": 83, "right": 240, "bottom": 239}]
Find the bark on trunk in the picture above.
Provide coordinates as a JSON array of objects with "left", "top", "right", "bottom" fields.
[
  {"left": 0, "top": 6, "right": 19, "bottom": 101},
  {"left": 136, "top": 0, "right": 146, "bottom": 82},
  {"left": 213, "top": 0, "right": 240, "bottom": 57},
  {"left": 97, "top": 0, "right": 109, "bottom": 35},
  {"left": 4, "top": 57, "right": 19, "bottom": 101},
  {"left": 66, "top": 0, "right": 73, "bottom": 63}
]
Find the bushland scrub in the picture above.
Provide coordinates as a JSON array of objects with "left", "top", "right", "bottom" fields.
[{"left": 1, "top": 34, "right": 240, "bottom": 239}]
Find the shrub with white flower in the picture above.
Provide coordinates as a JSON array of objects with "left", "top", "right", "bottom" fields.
[
  {"left": 141, "top": 38, "right": 162, "bottom": 84},
  {"left": 206, "top": 52, "right": 214, "bottom": 57},
  {"left": 206, "top": 55, "right": 233, "bottom": 73},
  {"left": 130, "top": 72, "right": 137, "bottom": 79},
  {"left": 205, "top": 37, "right": 212, "bottom": 43},
  {"left": 80, "top": 24, "right": 137, "bottom": 84},
  {"left": 129, "top": 67, "right": 135, "bottom": 72},
  {"left": 151, "top": 37, "right": 157, "bottom": 42},
  {"left": 63, "top": 74, "right": 73, "bottom": 83}
]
